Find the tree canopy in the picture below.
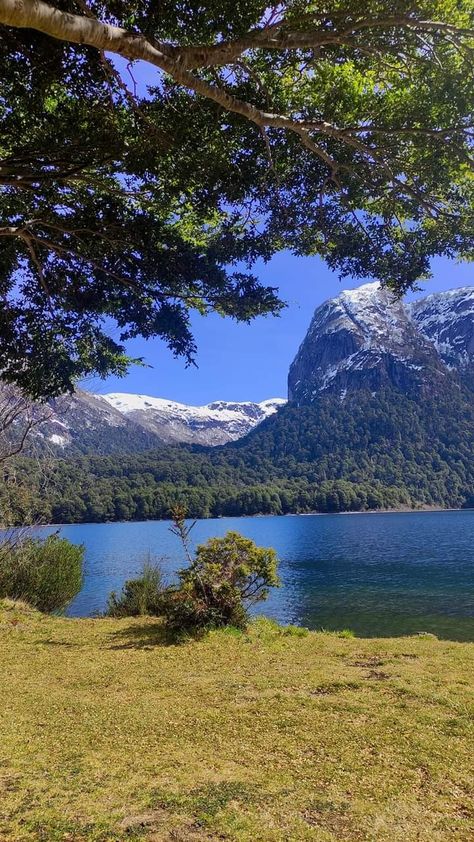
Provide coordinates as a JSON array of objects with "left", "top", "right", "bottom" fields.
[{"left": 0, "top": 0, "right": 473, "bottom": 397}]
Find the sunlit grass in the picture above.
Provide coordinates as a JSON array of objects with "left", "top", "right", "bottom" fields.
[{"left": 0, "top": 601, "right": 473, "bottom": 841}]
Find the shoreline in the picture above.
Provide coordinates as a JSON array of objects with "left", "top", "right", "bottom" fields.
[
  {"left": 290, "top": 505, "right": 473, "bottom": 516},
  {"left": 26, "top": 505, "right": 474, "bottom": 529}
]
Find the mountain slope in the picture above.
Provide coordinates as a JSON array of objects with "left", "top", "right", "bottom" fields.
[
  {"left": 19, "top": 391, "right": 285, "bottom": 454},
  {"left": 101, "top": 394, "right": 285, "bottom": 446},
  {"left": 11, "top": 382, "right": 474, "bottom": 523},
  {"left": 24, "top": 390, "right": 160, "bottom": 455},
  {"left": 22, "top": 284, "right": 474, "bottom": 455},
  {"left": 409, "top": 287, "right": 474, "bottom": 389}
]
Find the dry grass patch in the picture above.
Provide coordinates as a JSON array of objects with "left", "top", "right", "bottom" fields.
[{"left": 0, "top": 602, "right": 473, "bottom": 841}]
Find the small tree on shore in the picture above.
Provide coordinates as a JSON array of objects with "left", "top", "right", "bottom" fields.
[
  {"left": 163, "top": 530, "right": 280, "bottom": 635},
  {"left": 104, "top": 510, "right": 280, "bottom": 635}
]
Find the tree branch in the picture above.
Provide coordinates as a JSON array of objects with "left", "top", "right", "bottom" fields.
[{"left": 0, "top": 0, "right": 471, "bottom": 212}]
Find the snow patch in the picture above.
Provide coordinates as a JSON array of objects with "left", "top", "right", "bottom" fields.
[
  {"left": 49, "top": 434, "right": 67, "bottom": 447},
  {"left": 101, "top": 394, "right": 286, "bottom": 439}
]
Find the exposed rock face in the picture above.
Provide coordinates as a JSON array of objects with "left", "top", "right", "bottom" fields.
[
  {"left": 409, "top": 288, "right": 474, "bottom": 390},
  {"left": 24, "top": 391, "right": 286, "bottom": 453},
  {"left": 8, "top": 282, "right": 474, "bottom": 453},
  {"left": 288, "top": 283, "right": 474, "bottom": 405}
]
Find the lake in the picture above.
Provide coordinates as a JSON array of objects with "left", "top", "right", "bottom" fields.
[{"left": 47, "top": 510, "right": 474, "bottom": 640}]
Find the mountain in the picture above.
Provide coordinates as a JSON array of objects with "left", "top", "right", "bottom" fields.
[
  {"left": 101, "top": 394, "right": 286, "bottom": 446},
  {"left": 26, "top": 390, "right": 285, "bottom": 454},
  {"left": 288, "top": 283, "right": 474, "bottom": 404},
  {"left": 20, "top": 283, "right": 474, "bottom": 455},
  {"left": 24, "top": 390, "right": 159, "bottom": 455},
  {"left": 409, "top": 288, "right": 474, "bottom": 390},
  {"left": 5, "top": 282, "right": 474, "bottom": 523}
]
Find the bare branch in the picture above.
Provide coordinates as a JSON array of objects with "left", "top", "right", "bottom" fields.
[{"left": 0, "top": 385, "right": 53, "bottom": 465}]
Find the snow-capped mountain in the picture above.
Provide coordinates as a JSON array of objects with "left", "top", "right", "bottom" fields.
[
  {"left": 409, "top": 288, "right": 474, "bottom": 383},
  {"left": 26, "top": 390, "right": 285, "bottom": 453},
  {"left": 7, "top": 282, "right": 473, "bottom": 454},
  {"left": 288, "top": 283, "right": 474, "bottom": 404},
  {"left": 27, "top": 390, "right": 159, "bottom": 455},
  {"left": 101, "top": 394, "right": 286, "bottom": 445}
]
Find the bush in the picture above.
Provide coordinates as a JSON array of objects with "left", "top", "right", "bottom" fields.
[
  {"left": 106, "top": 560, "right": 165, "bottom": 617},
  {"left": 162, "top": 578, "right": 248, "bottom": 637},
  {"left": 162, "top": 531, "right": 280, "bottom": 637},
  {"left": 0, "top": 533, "right": 84, "bottom": 613}
]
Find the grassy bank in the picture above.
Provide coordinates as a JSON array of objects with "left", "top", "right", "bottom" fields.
[{"left": 0, "top": 601, "right": 473, "bottom": 842}]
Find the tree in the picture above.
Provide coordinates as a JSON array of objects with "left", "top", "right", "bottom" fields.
[
  {"left": 0, "top": 383, "right": 54, "bottom": 527},
  {"left": 163, "top": 530, "right": 280, "bottom": 633},
  {"left": 0, "top": 384, "right": 52, "bottom": 463},
  {"left": 0, "top": 1, "right": 472, "bottom": 398}
]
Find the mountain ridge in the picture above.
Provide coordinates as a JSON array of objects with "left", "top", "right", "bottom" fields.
[
  {"left": 18, "top": 281, "right": 474, "bottom": 455},
  {"left": 37, "top": 282, "right": 474, "bottom": 453},
  {"left": 28, "top": 391, "right": 286, "bottom": 453}
]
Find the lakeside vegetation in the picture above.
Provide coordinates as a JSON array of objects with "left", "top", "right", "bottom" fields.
[
  {"left": 1, "top": 600, "right": 473, "bottom": 842},
  {"left": 107, "top": 525, "right": 280, "bottom": 639},
  {"left": 0, "top": 534, "right": 84, "bottom": 613}
]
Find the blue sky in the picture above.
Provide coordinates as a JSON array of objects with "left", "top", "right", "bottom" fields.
[
  {"left": 89, "top": 253, "right": 473, "bottom": 404},
  {"left": 87, "top": 58, "right": 473, "bottom": 404}
]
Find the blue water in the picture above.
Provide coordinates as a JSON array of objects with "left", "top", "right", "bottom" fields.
[{"left": 46, "top": 510, "right": 474, "bottom": 640}]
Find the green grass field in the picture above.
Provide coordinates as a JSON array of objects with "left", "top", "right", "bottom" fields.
[{"left": 0, "top": 600, "right": 473, "bottom": 841}]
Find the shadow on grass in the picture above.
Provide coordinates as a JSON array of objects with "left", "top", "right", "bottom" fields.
[{"left": 107, "top": 621, "right": 177, "bottom": 649}]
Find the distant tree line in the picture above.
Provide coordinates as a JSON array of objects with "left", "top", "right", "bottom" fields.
[{"left": 1, "top": 388, "right": 472, "bottom": 525}]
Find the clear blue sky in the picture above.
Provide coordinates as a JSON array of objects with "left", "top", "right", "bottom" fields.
[
  {"left": 88, "top": 253, "right": 473, "bottom": 404},
  {"left": 87, "top": 58, "right": 473, "bottom": 404}
]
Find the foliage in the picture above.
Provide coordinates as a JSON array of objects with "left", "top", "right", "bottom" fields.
[
  {"left": 163, "top": 531, "right": 280, "bottom": 635},
  {"left": 0, "top": 9, "right": 281, "bottom": 399},
  {"left": 106, "top": 559, "right": 165, "bottom": 617},
  {"left": 4, "top": 385, "right": 474, "bottom": 523},
  {"left": 0, "top": 533, "right": 84, "bottom": 612},
  {"left": 0, "top": 1, "right": 473, "bottom": 396},
  {"left": 182, "top": 531, "right": 280, "bottom": 606},
  {"left": 104, "top": 520, "right": 279, "bottom": 633}
]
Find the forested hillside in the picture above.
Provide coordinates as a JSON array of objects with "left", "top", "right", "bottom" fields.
[{"left": 3, "top": 385, "right": 473, "bottom": 524}]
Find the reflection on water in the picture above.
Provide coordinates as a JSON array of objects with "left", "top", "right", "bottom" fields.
[{"left": 40, "top": 510, "right": 474, "bottom": 640}]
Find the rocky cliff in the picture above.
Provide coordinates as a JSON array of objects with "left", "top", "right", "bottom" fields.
[{"left": 288, "top": 283, "right": 474, "bottom": 405}]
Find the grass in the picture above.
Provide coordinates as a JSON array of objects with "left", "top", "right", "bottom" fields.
[{"left": 0, "top": 602, "right": 473, "bottom": 842}]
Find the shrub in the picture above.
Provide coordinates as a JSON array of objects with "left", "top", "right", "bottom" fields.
[
  {"left": 106, "top": 560, "right": 165, "bottom": 617},
  {"left": 0, "top": 533, "right": 84, "bottom": 612},
  {"left": 162, "top": 531, "right": 280, "bottom": 636}
]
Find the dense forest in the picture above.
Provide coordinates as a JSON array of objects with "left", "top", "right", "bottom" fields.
[{"left": 2, "top": 387, "right": 473, "bottom": 524}]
